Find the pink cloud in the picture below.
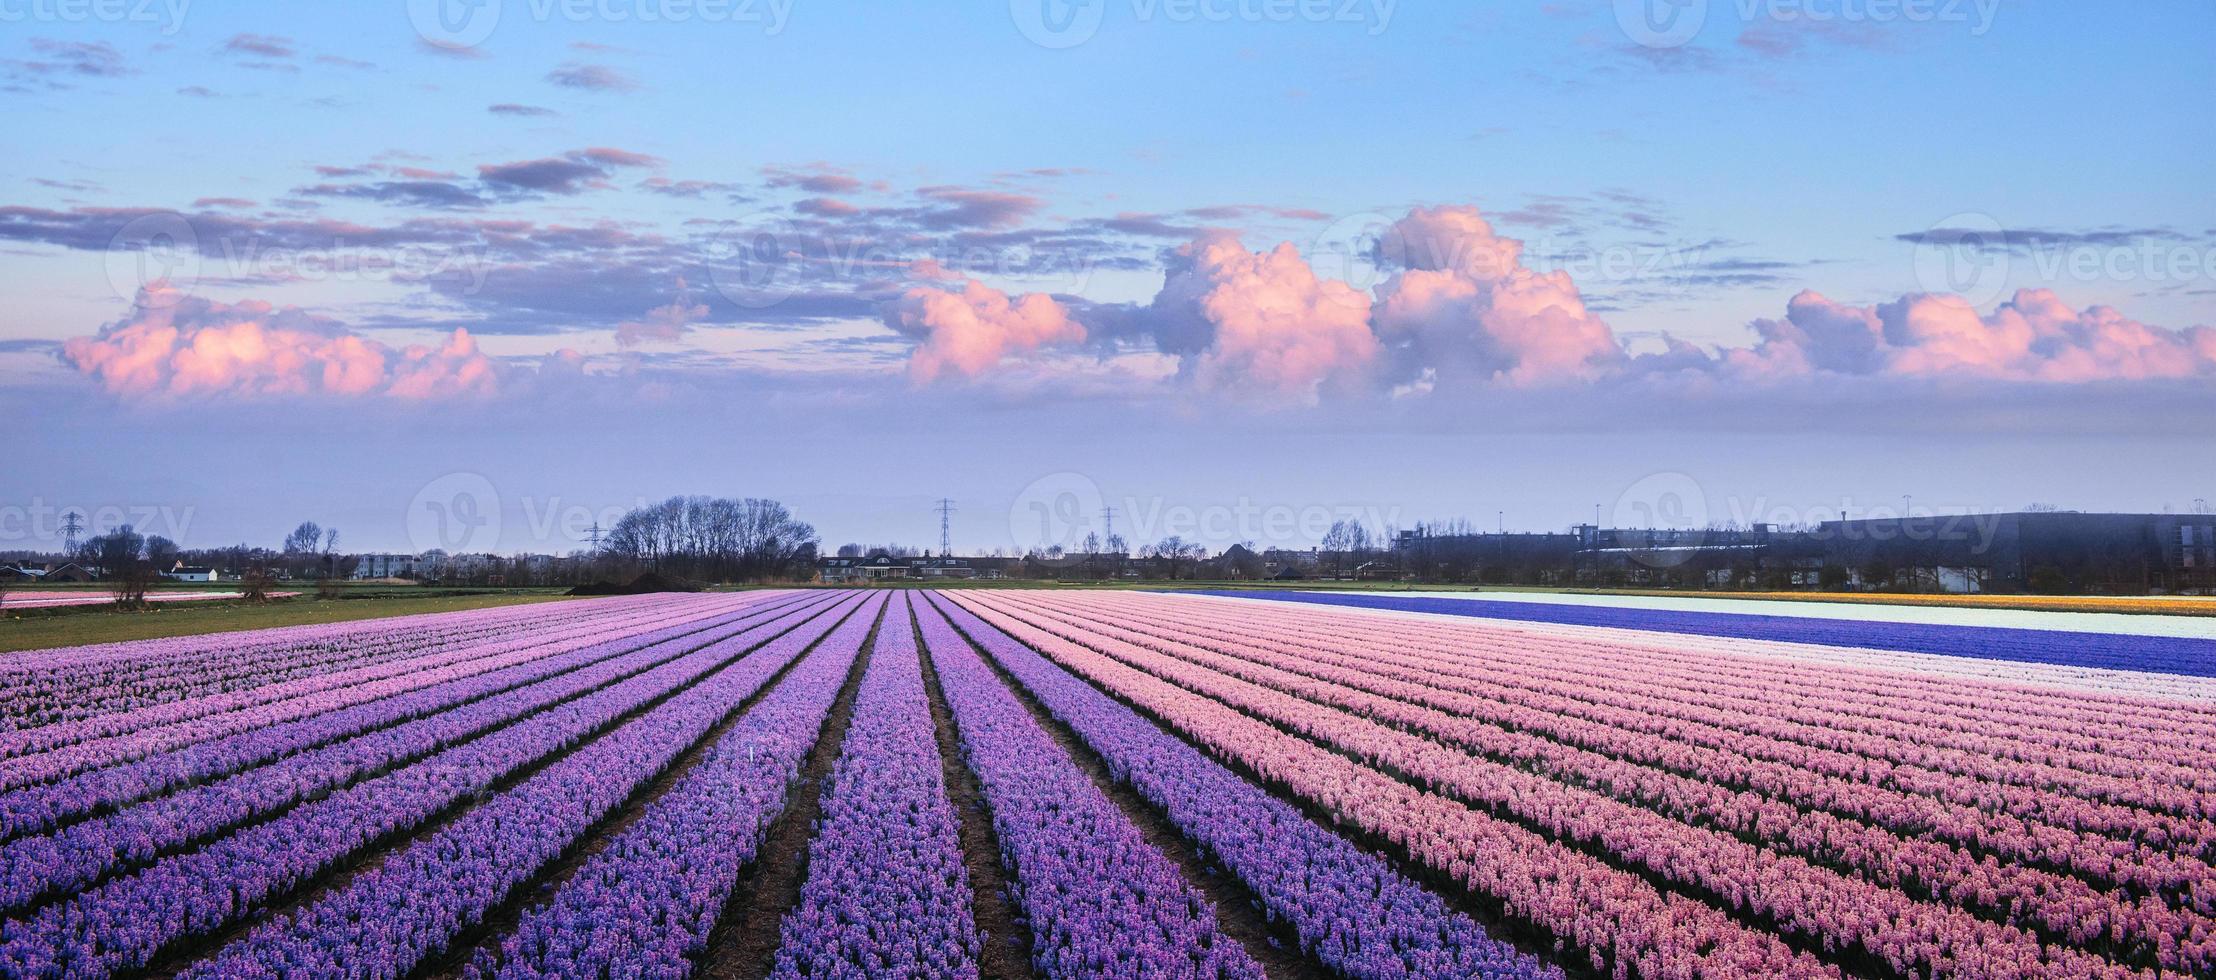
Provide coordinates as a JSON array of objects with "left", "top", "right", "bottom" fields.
[
  {"left": 913, "top": 187, "right": 1045, "bottom": 230},
  {"left": 763, "top": 163, "right": 863, "bottom": 195},
  {"left": 863, "top": 203, "right": 2213, "bottom": 406},
  {"left": 1370, "top": 206, "right": 1624, "bottom": 385},
  {"left": 883, "top": 279, "right": 1085, "bottom": 383},
  {"left": 906, "top": 257, "right": 959, "bottom": 281},
  {"left": 1159, "top": 232, "right": 1379, "bottom": 402},
  {"left": 1733, "top": 289, "right": 2216, "bottom": 382},
  {"left": 793, "top": 197, "right": 857, "bottom": 217},
  {"left": 61, "top": 284, "right": 496, "bottom": 400},
  {"left": 615, "top": 280, "right": 708, "bottom": 349}
]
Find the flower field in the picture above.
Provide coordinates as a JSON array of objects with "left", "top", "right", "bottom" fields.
[
  {"left": 1198, "top": 590, "right": 2216, "bottom": 678},
  {"left": 0, "top": 591, "right": 297, "bottom": 610},
  {"left": 0, "top": 588, "right": 2209, "bottom": 978}
]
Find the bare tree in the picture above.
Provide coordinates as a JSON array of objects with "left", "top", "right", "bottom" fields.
[
  {"left": 1322, "top": 520, "right": 1355, "bottom": 579},
  {"left": 87, "top": 525, "right": 158, "bottom": 609},
  {"left": 145, "top": 535, "right": 180, "bottom": 573},
  {"left": 283, "top": 521, "right": 323, "bottom": 555},
  {"left": 1150, "top": 536, "right": 1202, "bottom": 579},
  {"left": 239, "top": 561, "right": 278, "bottom": 602}
]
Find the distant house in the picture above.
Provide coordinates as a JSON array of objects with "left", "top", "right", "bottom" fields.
[
  {"left": 1354, "top": 560, "right": 1402, "bottom": 581},
  {"left": 353, "top": 553, "right": 424, "bottom": 580},
  {"left": 41, "top": 563, "right": 95, "bottom": 584},
  {"left": 913, "top": 557, "right": 977, "bottom": 580},
  {"left": 164, "top": 563, "right": 221, "bottom": 583},
  {"left": 0, "top": 565, "right": 44, "bottom": 583},
  {"left": 819, "top": 553, "right": 1017, "bottom": 584},
  {"left": 819, "top": 554, "right": 912, "bottom": 583}
]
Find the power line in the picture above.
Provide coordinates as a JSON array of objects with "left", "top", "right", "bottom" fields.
[
  {"left": 61, "top": 511, "right": 83, "bottom": 554},
  {"left": 1100, "top": 506, "right": 1117, "bottom": 543},
  {"left": 936, "top": 497, "right": 956, "bottom": 557},
  {"left": 584, "top": 521, "right": 605, "bottom": 553}
]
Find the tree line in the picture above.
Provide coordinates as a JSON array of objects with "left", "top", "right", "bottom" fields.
[{"left": 601, "top": 496, "right": 819, "bottom": 583}]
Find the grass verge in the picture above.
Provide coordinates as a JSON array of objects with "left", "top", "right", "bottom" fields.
[{"left": 0, "top": 592, "right": 577, "bottom": 654}]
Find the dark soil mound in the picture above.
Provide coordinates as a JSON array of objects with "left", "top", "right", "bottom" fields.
[{"left": 566, "top": 571, "right": 704, "bottom": 596}]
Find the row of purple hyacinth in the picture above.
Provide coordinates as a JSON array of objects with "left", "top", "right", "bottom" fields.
[
  {"left": 0, "top": 593, "right": 694, "bottom": 750},
  {"left": 0, "top": 593, "right": 661, "bottom": 716},
  {"left": 0, "top": 594, "right": 796, "bottom": 843},
  {"left": 0, "top": 592, "right": 852, "bottom": 978},
  {"left": 187, "top": 592, "right": 877, "bottom": 977},
  {"left": 0, "top": 594, "right": 747, "bottom": 791},
  {"left": 0, "top": 592, "right": 822, "bottom": 914},
  {"left": 931, "top": 592, "right": 1564, "bottom": 980},
  {"left": 476, "top": 591, "right": 887, "bottom": 978},
  {"left": 770, "top": 592, "right": 983, "bottom": 978},
  {"left": 914, "top": 592, "right": 1266, "bottom": 980}
]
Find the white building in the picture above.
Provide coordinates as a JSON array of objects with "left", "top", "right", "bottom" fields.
[{"left": 353, "top": 553, "right": 424, "bottom": 579}]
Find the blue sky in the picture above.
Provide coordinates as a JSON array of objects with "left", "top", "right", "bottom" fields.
[{"left": 2, "top": 1, "right": 2212, "bottom": 554}]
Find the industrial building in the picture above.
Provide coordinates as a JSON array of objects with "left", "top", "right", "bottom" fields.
[{"left": 1401, "top": 511, "right": 2216, "bottom": 594}]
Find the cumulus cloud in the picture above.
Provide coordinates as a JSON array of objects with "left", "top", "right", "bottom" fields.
[
  {"left": 883, "top": 279, "right": 1085, "bottom": 383},
  {"left": 1046, "top": 206, "right": 2214, "bottom": 403},
  {"left": 1370, "top": 205, "right": 1625, "bottom": 385},
  {"left": 1142, "top": 232, "right": 1379, "bottom": 401},
  {"left": 60, "top": 285, "right": 497, "bottom": 400},
  {"left": 1731, "top": 289, "right": 2216, "bottom": 382},
  {"left": 23, "top": 185, "right": 2209, "bottom": 412},
  {"left": 1064, "top": 212, "right": 1612, "bottom": 398}
]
